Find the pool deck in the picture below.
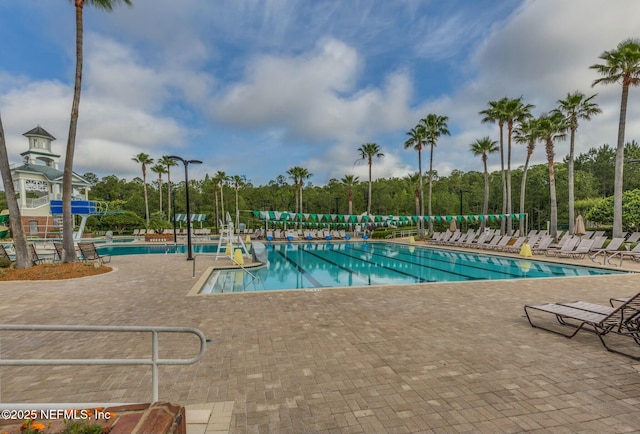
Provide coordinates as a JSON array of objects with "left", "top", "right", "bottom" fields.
[{"left": 2, "top": 240, "right": 640, "bottom": 433}]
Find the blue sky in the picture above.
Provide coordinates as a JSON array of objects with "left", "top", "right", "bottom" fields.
[{"left": 1, "top": 0, "right": 639, "bottom": 187}]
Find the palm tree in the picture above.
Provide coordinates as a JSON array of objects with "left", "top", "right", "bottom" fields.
[
  {"left": 160, "top": 155, "right": 178, "bottom": 221},
  {"left": 480, "top": 98, "right": 509, "bottom": 234},
  {"left": 286, "top": 166, "right": 301, "bottom": 214},
  {"left": 503, "top": 97, "right": 534, "bottom": 234},
  {"left": 590, "top": 38, "right": 640, "bottom": 238},
  {"left": 469, "top": 137, "right": 499, "bottom": 232},
  {"left": 61, "top": 0, "right": 132, "bottom": 262},
  {"left": 421, "top": 114, "right": 450, "bottom": 234},
  {"left": 214, "top": 171, "right": 228, "bottom": 222},
  {"left": 132, "top": 153, "right": 153, "bottom": 226},
  {"left": 340, "top": 175, "right": 360, "bottom": 215},
  {"left": 536, "top": 112, "right": 568, "bottom": 240},
  {"left": 405, "top": 172, "right": 422, "bottom": 219},
  {"left": 0, "top": 115, "right": 30, "bottom": 268},
  {"left": 554, "top": 92, "right": 601, "bottom": 234},
  {"left": 298, "top": 167, "right": 312, "bottom": 213},
  {"left": 231, "top": 174, "right": 247, "bottom": 228},
  {"left": 356, "top": 143, "right": 384, "bottom": 215},
  {"left": 404, "top": 125, "right": 427, "bottom": 236},
  {"left": 514, "top": 118, "right": 541, "bottom": 235},
  {"left": 151, "top": 163, "right": 167, "bottom": 214}
]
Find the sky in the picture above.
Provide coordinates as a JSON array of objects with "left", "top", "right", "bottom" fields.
[{"left": 1, "top": 0, "right": 639, "bottom": 188}]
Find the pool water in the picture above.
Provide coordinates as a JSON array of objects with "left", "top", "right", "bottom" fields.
[
  {"left": 97, "top": 243, "right": 220, "bottom": 256},
  {"left": 198, "top": 242, "right": 625, "bottom": 293}
]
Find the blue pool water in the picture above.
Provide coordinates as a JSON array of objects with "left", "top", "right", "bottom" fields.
[
  {"left": 197, "top": 242, "right": 625, "bottom": 293},
  {"left": 97, "top": 243, "right": 219, "bottom": 256}
]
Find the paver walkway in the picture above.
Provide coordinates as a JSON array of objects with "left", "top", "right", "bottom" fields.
[{"left": 1, "top": 244, "right": 640, "bottom": 433}]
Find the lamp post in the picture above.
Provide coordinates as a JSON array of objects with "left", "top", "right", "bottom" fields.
[
  {"left": 168, "top": 156, "right": 202, "bottom": 260},
  {"left": 172, "top": 188, "right": 177, "bottom": 243}
]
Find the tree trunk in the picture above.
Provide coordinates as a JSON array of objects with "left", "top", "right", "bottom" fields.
[
  {"left": 613, "top": 82, "right": 629, "bottom": 238},
  {"left": 348, "top": 187, "right": 353, "bottom": 215},
  {"left": 427, "top": 144, "right": 434, "bottom": 235},
  {"left": 143, "top": 175, "right": 150, "bottom": 227},
  {"left": 519, "top": 149, "right": 533, "bottom": 235},
  {"left": 62, "top": 3, "right": 84, "bottom": 262},
  {"left": 0, "top": 115, "right": 30, "bottom": 268},
  {"left": 548, "top": 155, "right": 558, "bottom": 241},
  {"left": 506, "top": 123, "right": 513, "bottom": 235},
  {"left": 220, "top": 182, "right": 225, "bottom": 221},
  {"left": 158, "top": 174, "right": 163, "bottom": 214},
  {"left": 568, "top": 126, "right": 576, "bottom": 234},
  {"left": 499, "top": 123, "right": 506, "bottom": 234},
  {"left": 166, "top": 167, "right": 172, "bottom": 221},
  {"left": 367, "top": 160, "right": 372, "bottom": 215},
  {"left": 418, "top": 145, "right": 424, "bottom": 237},
  {"left": 235, "top": 187, "right": 240, "bottom": 229},
  {"left": 299, "top": 182, "right": 304, "bottom": 213},
  {"left": 482, "top": 157, "right": 489, "bottom": 232}
]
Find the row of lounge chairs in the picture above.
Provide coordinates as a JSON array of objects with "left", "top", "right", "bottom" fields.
[
  {"left": 133, "top": 228, "right": 212, "bottom": 237},
  {"left": 0, "top": 242, "right": 110, "bottom": 266},
  {"left": 428, "top": 229, "right": 640, "bottom": 264},
  {"left": 265, "top": 229, "right": 348, "bottom": 241},
  {"left": 525, "top": 292, "right": 640, "bottom": 360}
]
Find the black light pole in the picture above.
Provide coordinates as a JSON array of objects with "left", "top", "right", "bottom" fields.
[
  {"left": 172, "top": 188, "right": 177, "bottom": 243},
  {"left": 168, "top": 156, "right": 202, "bottom": 260}
]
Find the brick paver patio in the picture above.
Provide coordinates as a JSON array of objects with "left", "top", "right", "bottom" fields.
[{"left": 1, "top": 242, "right": 640, "bottom": 433}]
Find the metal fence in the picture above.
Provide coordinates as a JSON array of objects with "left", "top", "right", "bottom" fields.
[{"left": 0, "top": 324, "right": 207, "bottom": 403}]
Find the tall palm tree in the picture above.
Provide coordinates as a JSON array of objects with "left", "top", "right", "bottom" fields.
[
  {"left": 61, "top": 0, "right": 132, "bottom": 262},
  {"left": 298, "top": 167, "right": 312, "bottom": 213},
  {"left": 554, "top": 91, "right": 601, "bottom": 234},
  {"left": 480, "top": 98, "right": 509, "bottom": 234},
  {"left": 286, "top": 166, "right": 301, "bottom": 214},
  {"left": 514, "top": 118, "right": 541, "bottom": 235},
  {"left": 132, "top": 153, "right": 153, "bottom": 226},
  {"left": 421, "top": 114, "right": 450, "bottom": 234},
  {"left": 160, "top": 155, "right": 178, "bottom": 221},
  {"left": 469, "top": 137, "right": 499, "bottom": 232},
  {"left": 214, "top": 171, "right": 228, "bottom": 222},
  {"left": 590, "top": 38, "right": 640, "bottom": 238},
  {"left": 503, "top": 97, "right": 534, "bottom": 234},
  {"left": 340, "top": 175, "right": 360, "bottom": 215},
  {"left": 231, "top": 174, "right": 247, "bottom": 228},
  {"left": 405, "top": 173, "right": 421, "bottom": 218},
  {"left": 536, "top": 112, "right": 568, "bottom": 240},
  {"left": 151, "top": 163, "right": 167, "bottom": 214},
  {"left": 0, "top": 115, "right": 30, "bottom": 268},
  {"left": 404, "top": 125, "right": 427, "bottom": 236},
  {"left": 356, "top": 143, "right": 384, "bottom": 215}
]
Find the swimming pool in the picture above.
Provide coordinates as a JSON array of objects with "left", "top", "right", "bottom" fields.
[
  {"left": 97, "top": 243, "right": 220, "bottom": 256},
  {"left": 197, "top": 241, "right": 625, "bottom": 293}
]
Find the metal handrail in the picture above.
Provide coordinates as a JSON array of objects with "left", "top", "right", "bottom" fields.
[{"left": 0, "top": 324, "right": 207, "bottom": 402}]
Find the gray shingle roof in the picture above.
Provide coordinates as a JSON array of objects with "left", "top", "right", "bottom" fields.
[
  {"left": 12, "top": 163, "right": 90, "bottom": 185},
  {"left": 23, "top": 126, "right": 56, "bottom": 141}
]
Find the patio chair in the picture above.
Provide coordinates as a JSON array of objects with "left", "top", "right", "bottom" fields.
[
  {"left": 524, "top": 292, "right": 640, "bottom": 360},
  {"left": 0, "top": 244, "right": 13, "bottom": 263},
  {"left": 626, "top": 232, "right": 640, "bottom": 243},
  {"left": 53, "top": 242, "right": 64, "bottom": 261},
  {"left": 556, "top": 238, "right": 595, "bottom": 259},
  {"left": 545, "top": 236, "right": 579, "bottom": 257},
  {"left": 28, "top": 244, "right": 48, "bottom": 265},
  {"left": 531, "top": 236, "right": 553, "bottom": 254},
  {"left": 606, "top": 242, "right": 640, "bottom": 266},
  {"left": 77, "top": 242, "right": 111, "bottom": 265},
  {"left": 500, "top": 236, "right": 527, "bottom": 253},
  {"left": 589, "top": 237, "right": 625, "bottom": 263}
]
